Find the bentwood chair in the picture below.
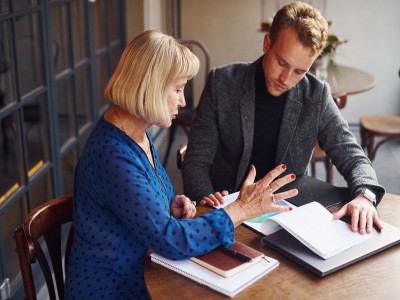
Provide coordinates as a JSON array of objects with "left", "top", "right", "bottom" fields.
[
  {"left": 359, "top": 70, "right": 400, "bottom": 161},
  {"left": 310, "top": 96, "right": 346, "bottom": 183},
  {"left": 163, "top": 38, "right": 211, "bottom": 167},
  {"left": 14, "top": 195, "right": 73, "bottom": 300},
  {"left": 360, "top": 115, "right": 400, "bottom": 161}
]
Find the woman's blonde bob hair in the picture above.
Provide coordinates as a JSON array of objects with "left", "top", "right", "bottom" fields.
[{"left": 105, "top": 30, "right": 200, "bottom": 127}]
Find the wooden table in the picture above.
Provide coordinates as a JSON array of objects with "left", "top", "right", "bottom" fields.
[
  {"left": 327, "top": 65, "right": 376, "bottom": 109},
  {"left": 145, "top": 193, "right": 400, "bottom": 299}
]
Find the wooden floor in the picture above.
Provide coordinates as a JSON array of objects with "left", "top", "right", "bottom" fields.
[{"left": 160, "top": 126, "right": 400, "bottom": 197}]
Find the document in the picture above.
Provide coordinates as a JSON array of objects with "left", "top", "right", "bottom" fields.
[
  {"left": 262, "top": 201, "right": 372, "bottom": 259},
  {"left": 218, "top": 193, "right": 371, "bottom": 259}
]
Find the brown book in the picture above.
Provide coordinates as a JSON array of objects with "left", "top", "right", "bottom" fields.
[{"left": 190, "top": 242, "right": 265, "bottom": 277}]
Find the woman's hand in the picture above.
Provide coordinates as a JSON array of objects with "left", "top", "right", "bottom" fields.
[
  {"left": 170, "top": 195, "right": 197, "bottom": 219},
  {"left": 224, "top": 164, "right": 298, "bottom": 227},
  {"left": 199, "top": 190, "right": 229, "bottom": 207}
]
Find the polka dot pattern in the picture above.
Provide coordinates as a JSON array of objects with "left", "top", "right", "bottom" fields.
[{"left": 65, "top": 118, "right": 235, "bottom": 299}]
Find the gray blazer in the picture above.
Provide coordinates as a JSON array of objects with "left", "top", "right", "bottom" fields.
[{"left": 181, "top": 57, "right": 385, "bottom": 203}]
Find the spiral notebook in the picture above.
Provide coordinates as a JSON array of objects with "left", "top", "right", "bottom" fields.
[{"left": 150, "top": 252, "right": 278, "bottom": 297}]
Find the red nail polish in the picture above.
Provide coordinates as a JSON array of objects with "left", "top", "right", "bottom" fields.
[
  {"left": 291, "top": 174, "right": 296, "bottom": 179},
  {"left": 282, "top": 164, "right": 287, "bottom": 169}
]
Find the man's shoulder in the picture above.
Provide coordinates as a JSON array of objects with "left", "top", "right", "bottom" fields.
[
  {"left": 296, "top": 73, "right": 329, "bottom": 96},
  {"left": 213, "top": 59, "right": 258, "bottom": 77}
]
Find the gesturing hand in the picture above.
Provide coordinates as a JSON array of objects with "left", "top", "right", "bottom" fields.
[
  {"left": 224, "top": 164, "right": 298, "bottom": 227},
  {"left": 170, "top": 195, "right": 197, "bottom": 219}
]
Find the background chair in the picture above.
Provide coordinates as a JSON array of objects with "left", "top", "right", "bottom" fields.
[
  {"left": 163, "top": 38, "right": 210, "bottom": 167},
  {"left": 309, "top": 96, "right": 346, "bottom": 183},
  {"left": 14, "top": 195, "right": 73, "bottom": 300},
  {"left": 359, "top": 70, "right": 400, "bottom": 161},
  {"left": 360, "top": 115, "right": 400, "bottom": 161}
]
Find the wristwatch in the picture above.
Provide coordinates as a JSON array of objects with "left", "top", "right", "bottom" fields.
[{"left": 360, "top": 188, "right": 376, "bottom": 205}]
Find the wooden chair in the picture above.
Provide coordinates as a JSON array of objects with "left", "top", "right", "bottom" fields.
[
  {"left": 310, "top": 96, "right": 346, "bottom": 183},
  {"left": 310, "top": 142, "right": 333, "bottom": 183},
  {"left": 163, "top": 38, "right": 210, "bottom": 167},
  {"left": 360, "top": 115, "right": 400, "bottom": 161},
  {"left": 14, "top": 195, "right": 73, "bottom": 300},
  {"left": 359, "top": 70, "right": 400, "bottom": 161}
]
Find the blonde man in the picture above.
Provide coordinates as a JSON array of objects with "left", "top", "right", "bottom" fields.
[{"left": 182, "top": 2, "right": 385, "bottom": 234}]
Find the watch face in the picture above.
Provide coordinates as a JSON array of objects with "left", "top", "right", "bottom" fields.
[{"left": 364, "top": 189, "right": 376, "bottom": 202}]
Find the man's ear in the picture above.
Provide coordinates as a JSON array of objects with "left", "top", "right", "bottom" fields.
[{"left": 263, "top": 33, "right": 271, "bottom": 53}]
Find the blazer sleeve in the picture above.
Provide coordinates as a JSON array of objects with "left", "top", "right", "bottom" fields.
[
  {"left": 181, "top": 69, "right": 221, "bottom": 202},
  {"left": 316, "top": 82, "right": 385, "bottom": 204}
]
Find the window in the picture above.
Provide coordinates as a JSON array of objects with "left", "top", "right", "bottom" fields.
[{"left": 0, "top": 0, "right": 125, "bottom": 297}]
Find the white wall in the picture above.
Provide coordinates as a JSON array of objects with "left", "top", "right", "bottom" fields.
[{"left": 181, "top": 0, "right": 400, "bottom": 124}]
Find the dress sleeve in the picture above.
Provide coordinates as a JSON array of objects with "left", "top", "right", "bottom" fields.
[{"left": 97, "top": 143, "right": 235, "bottom": 260}]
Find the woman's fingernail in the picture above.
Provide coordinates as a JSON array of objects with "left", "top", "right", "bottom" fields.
[
  {"left": 291, "top": 174, "right": 296, "bottom": 179},
  {"left": 282, "top": 164, "right": 287, "bottom": 169}
]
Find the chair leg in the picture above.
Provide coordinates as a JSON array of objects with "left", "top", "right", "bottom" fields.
[
  {"left": 360, "top": 126, "right": 375, "bottom": 161},
  {"left": 325, "top": 158, "right": 333, "bottom": 184}
]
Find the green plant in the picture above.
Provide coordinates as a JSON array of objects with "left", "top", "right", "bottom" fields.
[{"left": 319, "top": 21, "right": 347, "bottom": 61}]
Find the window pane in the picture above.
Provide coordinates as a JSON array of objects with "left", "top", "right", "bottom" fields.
[
  {"left": 62, "top": 148, "right": 77, "bottom": 195},
  {"left": 0, "top": 1, "right": 10, "bottom": 16},
  {"left": 0, "top": 110, "right": 24, "bottom": 200},
  {"left": 31, "top": 171, "right": 53, "bottom": 210},
  {"left": 51, "top": 5, "right": 71, "bottom": 74},
  {"left": 0, "top": 20, "right": 18, "bottom": 109},
  {"left": 93, "top": 0, "right": 106, "bottom": 50},
  {"left": 1, "top": 196, "right": 28, "bottom": 280},
  {"left": 107, "top": 1, "right": 121, "bottom": 44},
  {"left": 76, "top": 67, "right": 92, "bottom": 129},
  {"left": 15, "top": 13, "right": 44, "bottom": 96},
  {"left": 24, "top": 97, "right": 50, "bottom": 171},
  {"left": 96, "top": 56, "right": 109, "bottom": 111},
  {"left": 12, "top": 0, "right": 38, "bottom": 11},
  {"left": 71, "top": 0, "right": 88, "bottom": 64},
  {"left": 57, "top": 78, "right": 75, "bottom": 146}
]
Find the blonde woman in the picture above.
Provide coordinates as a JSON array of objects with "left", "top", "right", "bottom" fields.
[{"left": 65, "top": 30, "right": 298, "bottom": 299}]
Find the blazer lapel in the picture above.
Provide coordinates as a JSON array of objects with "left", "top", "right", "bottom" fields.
[
  {"left": 276, "top": 85, "right": 302, "bottom": 164},
  {"left": 236, "top": 60, "right": 258, "bottom": 187}
]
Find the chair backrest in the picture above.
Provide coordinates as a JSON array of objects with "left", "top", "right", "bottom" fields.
[
  {"left": 14, "top": 195, "right": 73, "bottom": 300},
  {"left": 177, "top": 38, "right": 210, "bottom": 110}
]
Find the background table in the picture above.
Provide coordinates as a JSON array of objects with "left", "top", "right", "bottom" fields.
[
  {"left": 327, "top": 65, "right": 376, "bottom": 109},
  {"left": 145, "top": 193, "right": 400, "bottom": 299}
]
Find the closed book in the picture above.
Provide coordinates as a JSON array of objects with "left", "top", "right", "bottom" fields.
[{"left": 190, "top": 242, "right": 265, "bottom": 277}]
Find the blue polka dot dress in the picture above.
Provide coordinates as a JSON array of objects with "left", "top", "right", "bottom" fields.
[{"left": 65, "top": 117, "right": 235, "bottom": 299}]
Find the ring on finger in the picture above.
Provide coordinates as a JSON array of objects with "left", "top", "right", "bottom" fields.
[
  {"left": 191, "top": 200, "right": 197, "bottom": 207},
  {"left": 271, "top": 193, "right": 276, "bottom": 202},
  {"left": 268, "top": 184, "right": 273, "bottom": 193}
]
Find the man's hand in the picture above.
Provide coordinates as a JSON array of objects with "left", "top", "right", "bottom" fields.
[
  {"left": 199, "top": 190, "right": 229, "bottom": 207},
  {"left": 333, "top": 195, "right": 383, "bottom": 234},
  {"left": 170, "top": 195, "right": 197, "bottom": 219}
]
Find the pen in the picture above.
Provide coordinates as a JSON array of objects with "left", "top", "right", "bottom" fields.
[{"left": 220, "top": 246, "right": 253, "bottom": 262}]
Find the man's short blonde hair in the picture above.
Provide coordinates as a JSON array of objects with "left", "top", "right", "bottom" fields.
[
  {"left": 105, "top": 30, "right": 200, "bottom": 127},
  {"left": 269, "top": 1, "right": 328, "bottom": 55}
]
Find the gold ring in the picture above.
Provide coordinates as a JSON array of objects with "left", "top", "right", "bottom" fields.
[
  {"left": 268, "top": 185, "right": 273, "bottom": 193},
  {"left": 271, "top": 194, "right": 276, "bottom": 202}
]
